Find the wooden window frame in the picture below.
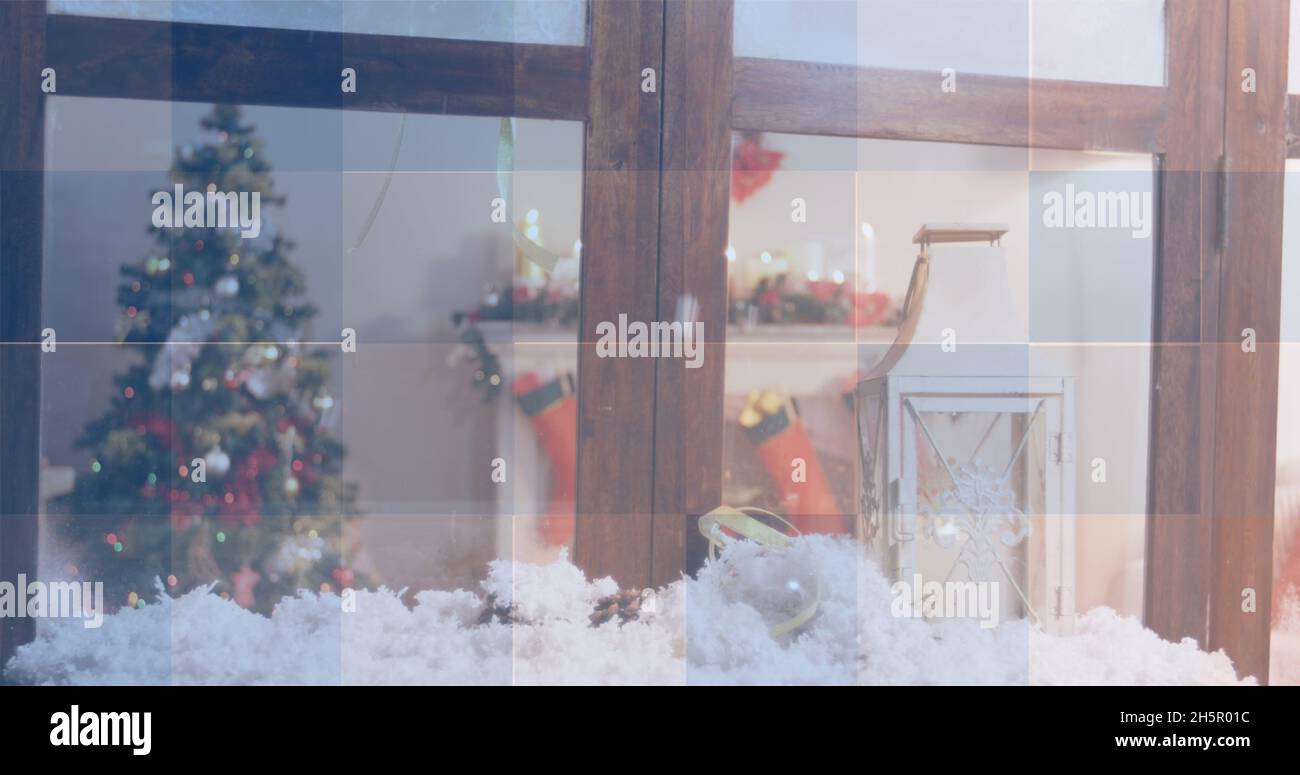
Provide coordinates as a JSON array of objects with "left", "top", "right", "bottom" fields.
[
  {"left": 0, "top": 0, "right": 1291, "bottom": 684},
  {"left": 0, "top": 0, "right": 48, "bottom": 673}
]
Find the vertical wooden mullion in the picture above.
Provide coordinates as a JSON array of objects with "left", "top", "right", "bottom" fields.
[
  {"left": 649, "top": 0, "right": 734, "bottom": 585},
  {"left": 0, "top": 0, "right": 47, "bottom": 671},
  {"left": 573, "top": 0, "right": 665, "bottom": 587},
  {"left": 1207, "top": 0, "right": 1290, "bottom": 683},
  {"left": 1145, "top": 0, "right": 1227, "bottom": 648}
]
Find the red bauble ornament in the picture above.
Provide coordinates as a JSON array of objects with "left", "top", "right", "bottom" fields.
[
  {"left": 219, "top": 479, "right": 262, "bottom": 528},
  {"left": 237, "top": 447, "right": 278, "bottom": 481},
  {"left": 169, "top": 509, "right": 199, "bottom": 531},
  {"left": 129, "top": 413, "right": 175, "bottom": 446}
]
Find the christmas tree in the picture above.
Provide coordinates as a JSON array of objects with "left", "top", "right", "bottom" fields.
[{"left": 55, "top": 105, "right": 359, "bottom": 613}]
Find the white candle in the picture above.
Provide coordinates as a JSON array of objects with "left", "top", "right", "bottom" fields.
[{"left": 860, "top": 222, "right": 877, "bottom": 292}]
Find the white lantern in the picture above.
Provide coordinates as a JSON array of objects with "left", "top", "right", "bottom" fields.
[{"left": 857, "top": 224, "right": 1076, "bottom": 632}]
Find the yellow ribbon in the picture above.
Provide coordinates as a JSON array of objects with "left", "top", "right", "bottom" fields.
[{"left": 697, "top": 506, "right": 822, "bottom": 638}]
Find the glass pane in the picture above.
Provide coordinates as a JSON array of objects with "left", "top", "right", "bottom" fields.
[
  {"left": 50, "top": 0, "right": 588, "bottom": 46},
  {"left": 734, "top": 0, "right": 1165, "bottom": 86},
  {"left": 35, "top": 96, "right": 580, "bottom": 683},
  {"left": 1272, "top": 160, "right": 1300, "bottom": 684},
  {"left": 913, "top": 408, "right": 1047, "bottom": 622},
  {"left": 723, "top": 131, "right": 1155, "bottom": 640}
]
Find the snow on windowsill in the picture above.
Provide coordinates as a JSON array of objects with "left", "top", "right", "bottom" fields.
[{"left": 4, "top": 537, "right": 1254, "bottom": 686}]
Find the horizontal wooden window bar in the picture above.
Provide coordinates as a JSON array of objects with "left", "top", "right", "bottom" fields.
[
  {"left": 732, "top": 56, "right": 1166, "bottom": 154},
  {"left": 45, "top": 13, "right": 589, "bottom": 120}
]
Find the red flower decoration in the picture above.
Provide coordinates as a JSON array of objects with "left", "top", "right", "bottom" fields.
[
  {"left": 851, "top": 291, "right": 892, "bottom": 328},
  {"left": 731, "top": 133, "right": 784, "bottom": 204}
]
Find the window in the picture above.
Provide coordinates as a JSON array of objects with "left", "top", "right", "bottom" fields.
[{"left": 2, "top": 0, "right": 1292, "bottom": 687}]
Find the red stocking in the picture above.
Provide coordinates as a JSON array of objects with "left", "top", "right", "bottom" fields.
[
  {"left": 514, "top": 372, "right": 578, "bottom": 547},
  {"left": 1273, "top": 489, "right": 1300, "bottom": 626},
  {"left": 742, "top": 392, "right": 847, "bottom": 535}
]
